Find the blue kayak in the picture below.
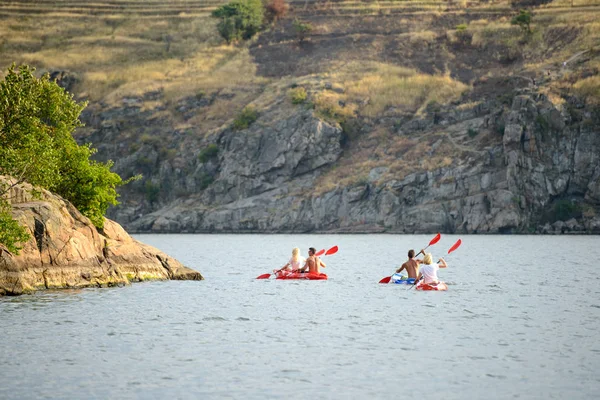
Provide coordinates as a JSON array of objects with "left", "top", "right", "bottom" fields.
[{"left": 391, "top": 273, "right": 416, "bottom": 284}]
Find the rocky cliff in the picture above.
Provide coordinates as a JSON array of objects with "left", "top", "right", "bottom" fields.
[
  {"left": 99, "top": 82, "right": 600, "bottom": 235},
  {"left": 0, "top": 177, "right": 203, "bottom": 296}
]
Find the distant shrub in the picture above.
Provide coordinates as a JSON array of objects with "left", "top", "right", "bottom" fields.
[
  {"left": 216, "top": 17, "right": 239, "bottom": 43},
  {"left": 198, "top": 173, "right": 215, "bottom": 190},
  {"left": 212, "top": 0, "right": 265, "bottom": 43},
  {"left": 288, "top": 87, "right": 307, "bottom": 104},
  {"left": 233, "top": 106, "right": 258, "bottom": 130},
  {"left": 535, "top": 114, "right": 550, "bottom": 135},
  {"left": 511, "top": 10, "right": 532, "bottom": 34},
  {"left": 494, "top": 120, "right": 506, "bottom": 135},
  {"left": 552, "top": 200, "right": 581, "bottom": 222},
  {"left": 198, "top": 144, "right": 219, "bottom": 163},
  {"left": 129, "top": 143, "right": 140, "bottom": 154},
  {"left": 456, "top": 24, "right": 468, "bottom": 31},
  {"left": 0, "top": 200, "right": 30, "bottom": 255},
  {"left": 265, "top": 0, "right": 287, "bottom": 23},
  {"left": 340, "top": 118, "right": 362, "bottom": 146},
  {"left": 293, "top": 19, "right": 313, "bottom": 43},
  {"left": 467, "top": 127, "right": 479, "bottom": 138},
  {"left": 144, "top": 181, "right": 160, "bottom": 205}
]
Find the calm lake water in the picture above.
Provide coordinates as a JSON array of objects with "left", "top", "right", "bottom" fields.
[{"left": 1, "top": 234, "right": 599, "bottom": 399}]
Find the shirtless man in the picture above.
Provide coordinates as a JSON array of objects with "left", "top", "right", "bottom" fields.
[
  {"left": 395, "top": 249, "right": 422, "bottom": 279},
  {"left": 299, "top": 247, "right": 326, "bottom": 274}
]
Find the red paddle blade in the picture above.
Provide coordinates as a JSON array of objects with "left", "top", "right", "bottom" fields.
[
  {"left": 256, "top": 273, "right": 271, "bottom": 279},
  {"left": 315, "top": 249, "right": 325, "bottom": 257},
  {"left": 448, "top": 239, "right": 462, "bottom": 254},
  {"left": 325, "top": 245, "right": 338, "bottom": 256},
  {"left": 429, "top": 233, "right": 441, "bottom": 247},
  {"left": 379, "top": 276, "right": 392, "bottom": 284}
]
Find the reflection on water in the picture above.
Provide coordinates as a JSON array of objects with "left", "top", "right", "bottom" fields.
[{"left": 1, "top": 234, "right": 600, "bottom": 399}]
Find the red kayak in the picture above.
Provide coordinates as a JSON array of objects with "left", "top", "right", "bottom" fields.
[
  {"left": 415, "top": 281, "right": 448, "bottom": 291},
  {"left": 275, "top": 271, "right": 328, "bottom": 280}
]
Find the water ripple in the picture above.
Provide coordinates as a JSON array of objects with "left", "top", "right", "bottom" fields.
[{"left": 1, "top": 234, "right": 599, "bottom": 400}]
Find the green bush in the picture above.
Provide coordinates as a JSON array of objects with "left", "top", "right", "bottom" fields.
[
  {"left": 198, "top": 173, "right": 215, "bottom": 190},
  {"left": 455, "top": 24, "right": 468, "bottom": 31},
  {"left": 293, "top": 19, "right": 313, "bottom": 42},
  {"left": 467, "top": 128, "right": 479, "bottom": 138},
  {"left": 553, "top": 200, "right": 581, "bottom": 222},
  {"left": 233, "top": 106, "right": 258, "bottom": 130},
  {"left": 0, "top": 64, "right": 139, "bottom": 230},
  {"left": 495, "top": 121, "right": 506, "bottom": 135},
  {"left": 198, "top": 144, "right": 219, "bottom": 163},
  {"left": 0, "top": 199, "right": 30, "bottom": 254},
  {"left": 144, "top": 181, "right": 160, "bottom": 204},
  {"left": 212, "top": 0, "right": 265, "bottom": 43},
  {"left": 340, "top": 118, "right": 362, "bottom": 146},
  {"left": 288, "top": 87, "right": 308, "bottom": 104}
]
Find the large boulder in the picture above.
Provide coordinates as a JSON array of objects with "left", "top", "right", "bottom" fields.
[{"left": 0, "top": 177, "right": 203, "bottom": 296}]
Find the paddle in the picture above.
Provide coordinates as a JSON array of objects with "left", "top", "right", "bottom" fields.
[
  {"left": 256, "top": 245, "right": 338, "bottom": 279},
  {"left": 409, "top": 238, "right": 462, "bottom": 290},
  {"left": 325, "top": 245, "right": 338, "bottom": 256},
  {"left": 378, "top": 233, "right": 441, "bottom": 284}
]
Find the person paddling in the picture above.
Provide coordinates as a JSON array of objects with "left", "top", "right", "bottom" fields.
[
  {"left": 276, "top": 247, "right": 305, "bottom": 275},
  {"left": 299, "top": 247, "right": 326, "bottom": 274},
  {"left": 414, "top": 252, "right": 447, "bottom": 286},
  {"left": 395, "top": 249, "right": 422, "bottom": 280}
]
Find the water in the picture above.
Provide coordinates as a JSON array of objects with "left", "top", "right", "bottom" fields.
[{"left": 1, "top": 234, "right": 599, "bottom": 399}]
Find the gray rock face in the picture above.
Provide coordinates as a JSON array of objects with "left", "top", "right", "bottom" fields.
[{"left": 89, "top": 91, "right": 599, "bottom": 235}]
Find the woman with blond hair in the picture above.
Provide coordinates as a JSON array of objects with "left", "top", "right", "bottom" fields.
[
  {"left": 414, "top": 251, "right": 447, "bottom": 286},
  {"left": 276, "top": 247, "right": 306, "bottom": 274}
]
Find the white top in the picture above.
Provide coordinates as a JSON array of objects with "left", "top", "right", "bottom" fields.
[
  {"left": 420, "top": 263, "right": 440, "bottom": 284},
  {"left": 287, "top": 256, "right": 306, "bottom": 271}
]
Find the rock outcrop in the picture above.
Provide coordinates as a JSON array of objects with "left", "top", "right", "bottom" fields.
[{"left": 0, "top": 177, "right": 203, "bottom": 296}]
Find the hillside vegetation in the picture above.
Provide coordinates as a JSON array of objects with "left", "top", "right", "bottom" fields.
[{"left": 1, "top": 0, "right": 599, "bottom": 233}]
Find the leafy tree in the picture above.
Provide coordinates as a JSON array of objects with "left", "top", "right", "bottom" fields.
[
  {"left": 212, "top": 0, "right": 265, "bottom": 43},
  {"left": 0, "top": 64, "right": 138, "bottom": 233},
  {"left": 511, "top": 10, "right": 532, "bottom": 34}
]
